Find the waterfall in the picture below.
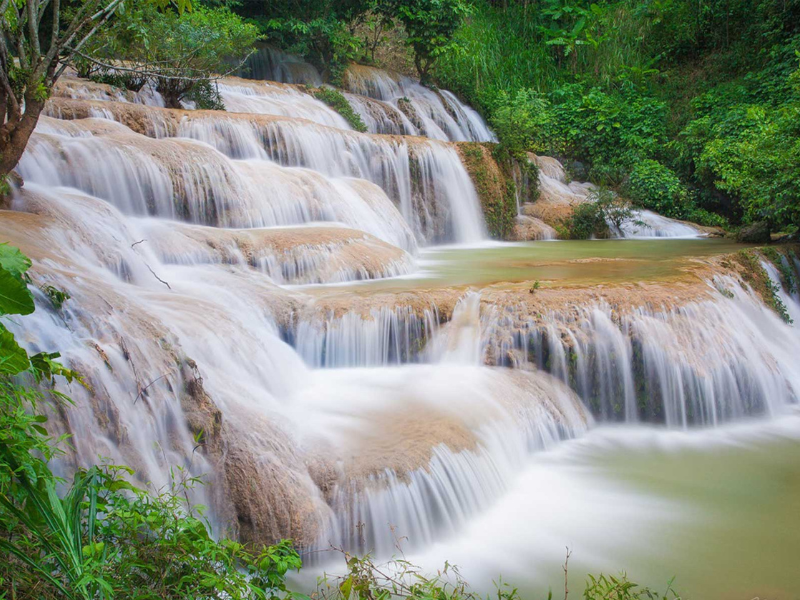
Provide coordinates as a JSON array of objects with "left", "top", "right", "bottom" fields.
[
  {"left": 6, "top": 56, "right": 800, "bottom": 567},
  {"left": 239, "top": 45, "right": 323, "bottom": 86},
  {"left": 18, "top": 117, "right": 419, "bottom": 251},
  {"left": 217, "top": 79, "right": 352, "bottom": 130},
  {"left": 342, "top": 64, "right": 497, "bottom": 142},
  {"left": 528, "top": 155, "right": 704, "bottom": 239}
]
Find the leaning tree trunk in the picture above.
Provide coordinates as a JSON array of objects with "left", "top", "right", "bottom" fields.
[{"left": 0, "top": 98, "right": 45, "bottom": 182}]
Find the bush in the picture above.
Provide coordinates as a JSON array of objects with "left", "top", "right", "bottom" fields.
[
  {"left": 311, "top": 86, "right": 368, "bottom": 131},
  {"left": 624, "top": 160, "right": 692, "bottom": 219},
  {"left": 490, "top": 88, "right": 557, "bottom": 156},
  {"left": 564, "top": 202, "right": 609, "bottom": 240}
]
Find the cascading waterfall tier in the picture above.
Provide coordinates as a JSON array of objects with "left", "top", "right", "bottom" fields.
[
  {"left": 290, "top": 263, "right": 800, "bottom": 429},
  {"left": 3, "top": 184, "right": 592, "bottom": 552},
  {"left": 43, "top": 98, "right": 487, "bottom": 245},
  {"left": 342, "top": 64, "right": 496, "bottom": 142},
  {"left": 235, "top": 47, "right": 495, "bottom": 142},
  {"left": 216, "top": 78, "right": 352, "bottom": 130}
]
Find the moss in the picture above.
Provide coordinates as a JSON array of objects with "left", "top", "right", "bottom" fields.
[
  {"left": 761, "top": 246, "right": 798, "bottom": 294},
  {"left": 456, "top": 142, "right": 517, "bottom": 239},
  {"left": 309, "top": 87, "right": 367, "bottom": 132},
  {"left": 733, "top": 248, "right": 793, "bottom": 323}
]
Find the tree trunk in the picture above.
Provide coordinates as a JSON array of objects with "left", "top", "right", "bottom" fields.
[{"left": 0, "top": 100, "right": 44, "bottom": 181}]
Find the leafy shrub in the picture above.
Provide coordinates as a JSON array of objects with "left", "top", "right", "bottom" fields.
[
  {"left": 85, "top": 6, "right": 259, "bottom": 108},
  {"left": 490, "top": 88, "right": 557, "bottom": 156},
  {"left": 624, "top": 160, "right": 692, "bottom": 219},
  {"left": 185, "top": 80, "right": 227, "bottom": 111},
  {"left": 562, "top": 188, "right": 641, "bottom": 239},
  {"left": 564, "top": 202, "right": 609, "bottom": 240},
  {"left": 687, "top": 207, "right": 728, "bottom": 228},
  {"left": 393, "top": 0, "right": 473, "bottom": 83},
  {"left": 684, "top": 101, "right": 800, "bottom": 231},
  {"left": 311, "top": 87, "right": 368, "bottom": 132},
  {"left": 314, "top": 547, "right": 680, "bottom": 600}
]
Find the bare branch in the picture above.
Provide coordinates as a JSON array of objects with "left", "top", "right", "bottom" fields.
[
  {"left": 133, "top": 371, "right": 174, "bottom": 405},
  {"left": 67, "top": 50, "right": 254, "bottom": 83},
  {"left": 38, "top": 0, "right": 53, "bottom": 26},
  {"left": 50, "top": 0, "right": 61, "bottom": 63},
  {"left": 145, "top": 264, "right": 172, "bottom": 290},
  {"left": 27, "top": 0, "right": 41, "bottom": 59},
  {"left": 48, "top": 0, "right": 125, "bottom": 78}
]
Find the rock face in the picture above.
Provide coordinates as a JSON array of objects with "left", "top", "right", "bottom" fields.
[
  {"left": 510, "top": 215, "right": 557, "bottom": 241},
  {"left": 520, "top": 154, "right": 595, "bottom": 230},
  {"left": 455, "top": 142, "right": 517, "bottom": 239},
  {"left": 737, "top": 221, "right": 771, "bottom": 243}
]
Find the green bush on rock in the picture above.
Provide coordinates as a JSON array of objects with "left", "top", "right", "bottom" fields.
[
  {"left": 623, "top": 160, "right": 691, "bottom": 220},
  {"left": 311, "top": 87, "right": 368, "bottom": 132}
]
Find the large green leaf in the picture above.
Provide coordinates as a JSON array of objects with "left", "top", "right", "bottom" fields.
[
  {"left": 0, "top": 265, "right": 34, "bottom": 315},
  {"left": 0, "top": 323, "right": 30, "bottom": 375},
  {"left": 0, "top": 242, "right": 32, "bottom": 278}
]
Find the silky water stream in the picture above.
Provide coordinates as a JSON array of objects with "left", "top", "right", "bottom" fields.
[{"left": 5, "top": 55, "right": 800, "bottom": 599}]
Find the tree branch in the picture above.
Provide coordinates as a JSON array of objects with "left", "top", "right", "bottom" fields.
[{"left": 67, "top": 50, "right": 254, "bottom": 83}]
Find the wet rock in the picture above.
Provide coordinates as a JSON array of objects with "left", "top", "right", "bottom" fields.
[
  {"left": 510, "top": 215, "right": 557, "bottom": 241},
  {"left": 736, "top": 221, "right": 771, "bottom": 243}
]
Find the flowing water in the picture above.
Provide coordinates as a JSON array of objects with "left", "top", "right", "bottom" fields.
[{"left": 5, "top": 53, "right": 800, "bottom": 599}]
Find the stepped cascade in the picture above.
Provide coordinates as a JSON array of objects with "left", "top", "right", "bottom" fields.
[{"left": 5, "top": 48, "right": 800, "bottom": 595}]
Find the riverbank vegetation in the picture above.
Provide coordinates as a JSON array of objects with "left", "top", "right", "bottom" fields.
[{"left": 433, "top": 0, "right": 800, "bottom": 234}]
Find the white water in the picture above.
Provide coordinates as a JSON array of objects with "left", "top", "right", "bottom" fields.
[
  {"left": 529, "top": 155, "right": 703, "bottom": 239},
  {"left": 342, "top": 65, "right": 497, "bottom": 142},
  {"left": 218, "top": 80, "right": 352, "bottom": 130},
  {"left": 6, "top": 59, "right": 800, "bottom": 599}
]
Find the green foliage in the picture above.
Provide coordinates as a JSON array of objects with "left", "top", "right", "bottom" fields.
[
  {"left": 1, "top": 459, "right": 302, "bottom": 599},
  {"left": 762, "top": 247, "right": 798, "bottom": 295},
  {"left": 734, "top": 249, "right": 795, "bottom": 323},
  {"left": 391, "top": 0, "right": 472, "bottom": 82},
  {"left": 311, "top": 87, "right": 368, "bottom": 132},
  {"left": 674, "top": 77, "right": 800, "bottom": 230},
  {"left": 584, "top": 572, "right": 679, "bottom": 600},
  {"left": 432, "top": 0, "right": 800, "bottom": 230},
  {"left": 564, "top": 201, "right": 609, "bottom": 240},
  {"left": 247, "top": 0, "right": 469, "bottom": 84},
  {"left": 185, "top": 80, "right": 227, "bottom": 111},
  {"left": 85, "top": 5, "right": 259, "bottom": 108},
  {"left": 460, "top": 143, "right": 517, "bottom": 239},
  {"left": 490, "top": 89, "right": 555, "bottom": 156},
  {"left": 246, "top": 1, "right": 373, "bottom": 78},
  {"left": 562, "top": 188, "right": 638, "bottom": 239},
  {"left": 623, "top": 160, "right": 691, "bottom": 219},
  {"left": 41, "top": 285, "right": 71, "bottom": 310},
  {"left": 314, "top": 549, "right": 680, "bottom": 600}
]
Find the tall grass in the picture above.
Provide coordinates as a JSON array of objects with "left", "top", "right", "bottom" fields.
[{"left": 435, "top": 0, "right": 664, "bottom": 112}]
